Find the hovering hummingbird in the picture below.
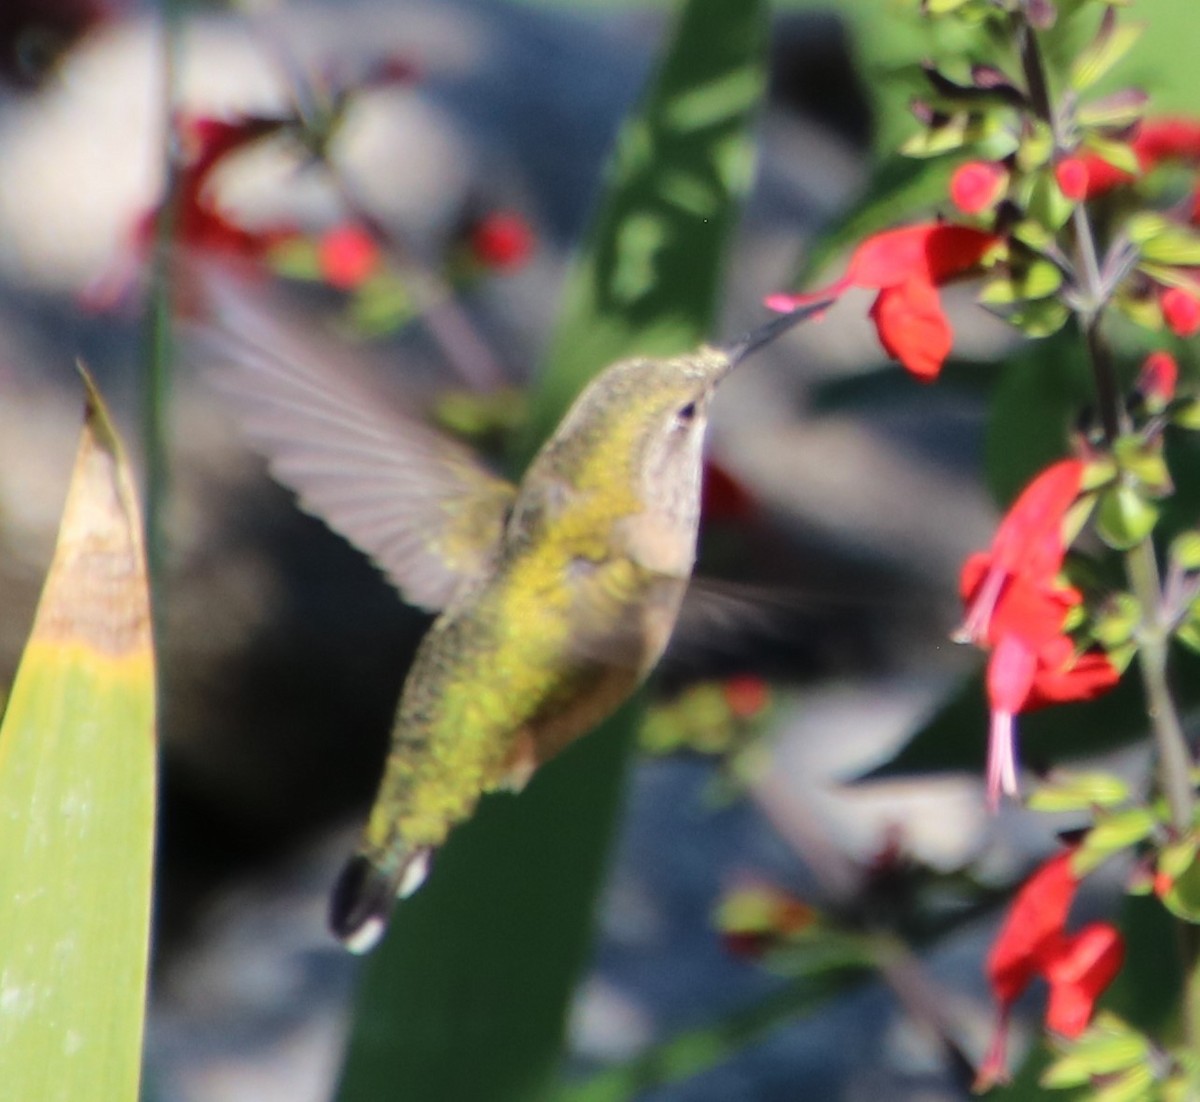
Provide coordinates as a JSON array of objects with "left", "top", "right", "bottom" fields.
[{"left": 209, "top": 289, "right": 828, "bottom": 953}]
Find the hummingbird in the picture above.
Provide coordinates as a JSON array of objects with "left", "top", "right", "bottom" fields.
[{"left": 208, "top": 287, "right": 828, "bottom": 953}]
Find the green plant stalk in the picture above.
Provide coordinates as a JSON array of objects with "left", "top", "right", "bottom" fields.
[{"left": 141, "top": 0, "right": 186, "bottom": 597}]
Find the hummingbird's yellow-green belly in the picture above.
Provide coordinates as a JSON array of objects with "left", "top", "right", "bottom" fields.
[{"left": 362, "top": 552, "right": 685, "bottom": 861}]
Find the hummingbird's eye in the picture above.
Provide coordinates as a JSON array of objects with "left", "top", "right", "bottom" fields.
[{"left": 675, "top": 401, "right": 697, "bottom": 426}]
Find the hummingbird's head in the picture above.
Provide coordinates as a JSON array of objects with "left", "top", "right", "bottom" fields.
[
  {"left": 515, "top": 303, "right": 831, "bottom": 555},
  {"left": 517, "top": 346, "right": 729, "bottom": 555}
]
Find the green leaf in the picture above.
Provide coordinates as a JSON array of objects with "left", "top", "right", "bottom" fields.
[
  {"left": 1158, "top": 839, "right": 1200, "bottom": 922},
  {"left": 978, "top": 259, "right": 1064, "bottom": 305},
  {"left": 1042, "top": 1021, "right": 1147, "bottom": 1086},
  {"left": 333, "top": 3, "right": 769, "bottom": 1100},
  {"left": 1082, "top": 132, "right": 1141, "bottom": 175},
  {"left": 1027, "top": 771, "right": 1130, "bottom": 812},
  {"left": 1090, "top": 1064, "right": 1156, "bottom": 1102},
  {"left": 1076, "top": 87, "right": 1148, "bottom": 128},
  {"left": 0, "top": 370, "right": 156, "bottom": 1102},
  {"left": 1076, "top": 807, "right": 1157, "bottom": 873},
  {"left": 1096, "top": 482, "right": 1161, "bottom": 549},
  {"left": 1172, "top": 530, "right": 1200, "bottom": 570},
  {"left": 1027, "top": 169, "right": 1076, "bottom": 231},
  {"left": 1139, "top": 226, "right": 1200, "bottom": 268},
  {"left": 1070, "top": 18, "right": 1144, "bottom": 91}
]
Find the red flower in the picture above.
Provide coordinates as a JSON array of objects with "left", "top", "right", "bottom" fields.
[
  {"left": 957, "top": 460, "right": 1119, "bottom": 807},
  {"left": 1074, "top": 117, "right": 1200, "bottom": 199},
  {"left": 1043, "top": 923, "right": 1124, "bottom": 1038},
  {"left": 1161, "top": 286, "right": 1200, "bottom": 337},
  {"left": 976, "top": 851, "right": 1124, "bottom": 1089},
  {"left": 950, "top": 161, "right": 1008, "bottom": 215},
  {"left": 317, "top": 223, "right": 381, "bottom": 289},
  {"left": 468, "top": 210, "right": 534, "bottom": 270},
  {"left": 86, "top": 112, "right": 295, "bottom": 311},
  {"left": 766, "top": 223, "right": 999, "bottom": 382}
]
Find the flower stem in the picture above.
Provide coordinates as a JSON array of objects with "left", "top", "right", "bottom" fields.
[{"left": 1126, "top": 540, "right": 1195, "bottom": 834}]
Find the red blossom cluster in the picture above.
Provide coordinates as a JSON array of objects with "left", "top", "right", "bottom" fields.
[
  {"left": 956, "top": 459, "right": 1119, "bottom": 807},
  {"left": 976, "top": 850, "right": 1125, "bottom": 1089},
  {"left": 90, "top": 109, "right": 538, "bottom": 311}
]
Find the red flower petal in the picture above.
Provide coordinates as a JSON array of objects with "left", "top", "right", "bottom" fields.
[
  {"left": 1043, "top": 923, "right": 1124, "bottom": 1038},
  {"left": 986, "top": 851, "right": 1078, "bottom": 1005},
  {"left": 869, "top": 279, "right": 952, "bottom": 380},
  {"left": 1133, "top": 117, "right": 1200, "bottom": 169},
  {"left": 1026, "top": 645, "right": 1120, "bottom": 709},
  {"left": 847, "top": 224, "right": 998, "bottom": 288},
  {"left": 989, "top": 460, "right": 1085, "bottom": 576}
]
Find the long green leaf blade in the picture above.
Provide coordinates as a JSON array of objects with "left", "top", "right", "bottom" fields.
[
  {"left": 0, "top": 370, "right": 156, "bottom": 1102},
  {"left": 334, "top": 1, "right": 768, "bottom": 1098}
]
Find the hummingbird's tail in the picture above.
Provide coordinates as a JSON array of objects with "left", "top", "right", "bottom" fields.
[{"left": 328, "top": 846, "right": 434, "bottom": 953}]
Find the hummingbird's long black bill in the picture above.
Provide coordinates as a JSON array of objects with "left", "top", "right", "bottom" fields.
[{"left": 722, "top": 297, "right": 836, "bottom": 369}]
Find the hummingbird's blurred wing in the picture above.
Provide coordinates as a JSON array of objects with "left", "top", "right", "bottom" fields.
[{"left": 202, "top": 283, "right": 517, "bottom": 613}]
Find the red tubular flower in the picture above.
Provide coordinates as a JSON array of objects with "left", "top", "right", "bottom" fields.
[
  {"left": 86, "top": 112, "right": 296, "bottom": 311},
  {"left": 950, "top": 161, "right": 1008, "bottom": 215},
  {"left": 977, "top": 851, "right": 1124, "bottom": 1088},
  {"left": 766, "top": 223, "right": 999, "bottom": 382},
  {"left": 125, "top": 114, "right": 293, "bottom": 261},
  {"left": 957, "top": 460, "right": 1119, "bottom": 807}
]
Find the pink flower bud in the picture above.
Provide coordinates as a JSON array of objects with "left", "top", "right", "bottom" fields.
[
  {"left": 1138, "top": 350, "right": 1178, "bottom": 405},
  {"left": 1162, "top": 286, "right": 1200, "bottom": 337},
  {"left": 318, "top": 224, "right": 381, "bottom": 290},
  {"left": 949, "top": 161, "right": 1007, "bottom": 214},
  {"left": 1054, "top": 157, "right": 1090, "bottom": 202}
]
